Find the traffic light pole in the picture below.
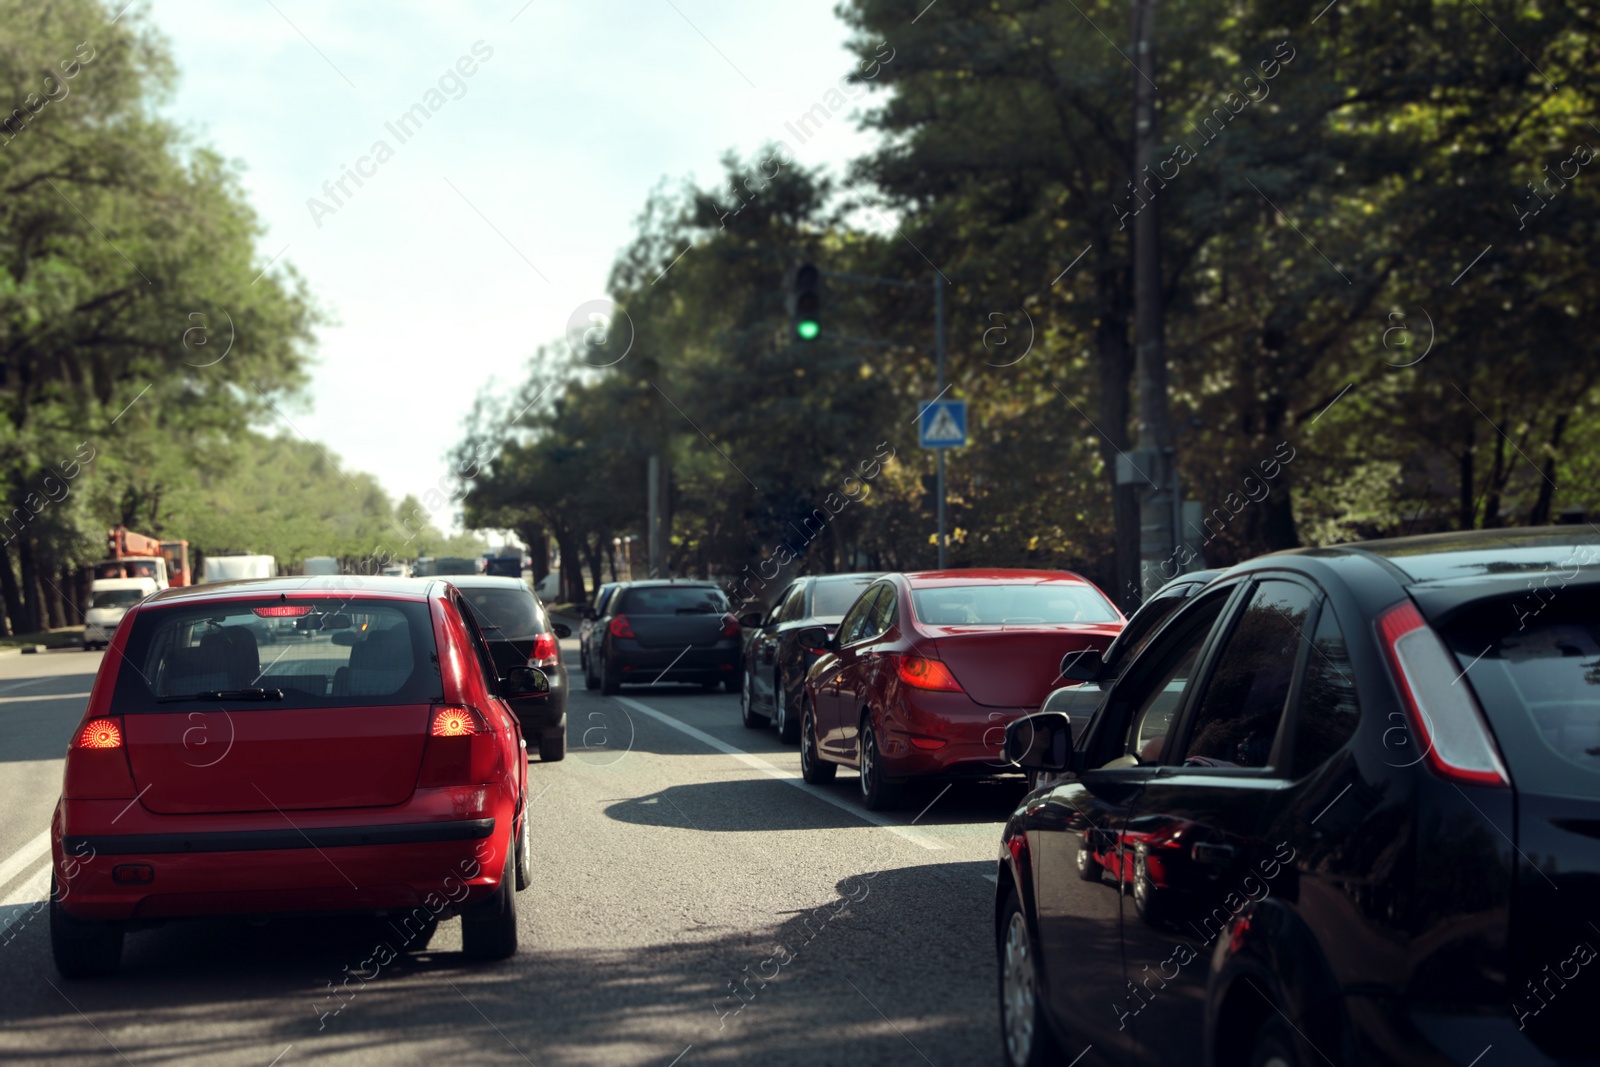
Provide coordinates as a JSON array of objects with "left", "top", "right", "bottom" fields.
[{"left": 811, "top": 267, "right": 951, "bottom": 568}]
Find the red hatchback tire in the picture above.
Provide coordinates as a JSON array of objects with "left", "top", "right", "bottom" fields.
[{"left": 461, "top": 847, "right": 519, "bottom": 961}]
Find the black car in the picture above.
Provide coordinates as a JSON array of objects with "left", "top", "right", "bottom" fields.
[
  {"left": 449, "top": 575, "right": 571, "bottom": 761},
  {"left": 737, "top": 572, "right": 883, "bottom": 742},
  {"left": 579, "top": 581, "right": 622, "bottom": 689},
  {"left": 585, "top": 580, "right": 741, "bottom": 694},
  {"left": 996, "top": 528, "right": 1596, "bottom": 1067}
]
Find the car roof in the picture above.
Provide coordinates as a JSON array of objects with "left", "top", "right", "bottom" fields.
[
  {"left": 1286, "top": 526, "right": 1600, "bottom": 586},
  {"left": 900, "top": 568, "right": 1096, "bottom": 588},
  {"left": 144, "top": 575, "right": 434, "bottom": 604}
]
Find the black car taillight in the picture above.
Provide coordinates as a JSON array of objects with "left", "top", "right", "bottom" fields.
[
  {"left": 1375, "top": 600, "right": 1509, "bottom": 787},
  {"left": 530, "top": 632, "right": 558, "bottom": 665}
]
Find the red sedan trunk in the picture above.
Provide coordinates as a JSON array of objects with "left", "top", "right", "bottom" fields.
[{"left": 920, "top": 625, "right": 1121, "bottom": 707}]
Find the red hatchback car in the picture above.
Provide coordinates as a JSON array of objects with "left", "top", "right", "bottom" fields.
[
  {"left": 797, "top": 570, "right": 1125, "bottom": 809},
  {"left": 49, "top": 576, "right": 544, "bottom": 977}
]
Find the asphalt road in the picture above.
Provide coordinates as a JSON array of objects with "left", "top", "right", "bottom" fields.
[{"left": 0, "top": 635, "right": 1027, "bottom": 1066}]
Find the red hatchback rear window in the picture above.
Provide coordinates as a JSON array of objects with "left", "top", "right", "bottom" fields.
[{"left": 111, "top": 598, "right": 438, "bottom": 711}]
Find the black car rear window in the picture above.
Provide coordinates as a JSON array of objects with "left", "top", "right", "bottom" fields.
[
  {"left": 1448, "top": 590, "right": 1600, "bottom": 791},
  {"left": 111, "top": 598, "right": 438, "bottom": 712},
  {"left": 619, "top": 586, "right": 729, "bottom": 615},
  {"left": 811, "top": 578, "right": 876, "bottom": 620},
  {"left": 459, "top": 587, "right": 545, "bottom": 640}
]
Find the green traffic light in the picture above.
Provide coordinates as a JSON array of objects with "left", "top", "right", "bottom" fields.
[{"left": 796, "top": 319, "right": 820, "bottom": 340}]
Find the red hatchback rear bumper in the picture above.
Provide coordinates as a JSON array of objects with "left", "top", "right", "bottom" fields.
[{"left": 52, "top": 786, "right": 507, "bottom": 923}]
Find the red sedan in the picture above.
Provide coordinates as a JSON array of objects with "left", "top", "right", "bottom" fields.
[
  {"left": 797, "top": 570, "right": 1124, "bottom": 809},
  {"left": 49, "top": 576, "right": 543, "bottom": 977}
]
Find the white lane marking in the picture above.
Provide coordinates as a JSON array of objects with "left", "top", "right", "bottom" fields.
[
  {"left": 0, "top": 678, "right": 48, "bottom": 695},
  {"left": 614, "top": 696, "right": 949, "bottom": 851},
  {"left": 0, "top": 691, "right": 91, "bottom": 705},
  {"left": 0, "top": 863, "right": 51, "bottom": 912},
  {"left": 0, "top": 830, "right": 50, "bottom": 894}
]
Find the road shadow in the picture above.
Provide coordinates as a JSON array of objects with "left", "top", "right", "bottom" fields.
[{"left": 0, "top": 863, "right": 1003, "bottom": 1066}]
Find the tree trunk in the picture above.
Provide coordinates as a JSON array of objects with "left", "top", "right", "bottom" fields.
[
  {"left": 0, "top": 546, "right": 22, "bottom": 637},
  {"left": 1457, "top": 426, "right": 1476, "bottom": 530},
  {"left": 1527, "top": 413, "right": 1568, "bottom": 526},
  {"left": 16, "top": 537, "right": 42, "bottom": 633},
  {"left": 1481, "top": 423, "right": 1508, "bottom": 529},
  {"left": 550, "top": 524, "right": 587, "bottom": 604},
  {"left": 43, "top": 566, "right": 66, "bottom": 628}
]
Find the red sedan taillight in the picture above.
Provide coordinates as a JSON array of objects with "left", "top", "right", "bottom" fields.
[
  {"left": 894, "top": 655, "right": 964, "bottom": 692},
  {"left": 530, "top": 632, "right": 559, "bottom": 666},
  {"left": 1376, "top": 600, "right": 1509, "bottom": 787},
  {"left": 608, "top": 614, "right": 635, "bottom": 639},
  {"left": 418, "top": 704, "right": 500, "bottom": 785}
]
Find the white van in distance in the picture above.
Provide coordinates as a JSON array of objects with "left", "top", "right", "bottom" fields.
[{"left": 83, "top": 577, "right": 159, "bottom": 650}]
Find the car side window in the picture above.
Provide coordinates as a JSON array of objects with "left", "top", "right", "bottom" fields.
[
  {"left": 865, "top": 583, "right": 897, "bottom": 638},
  {"left": 1290, "top": 602, "right": 1361, "bottom": 777},
  {"left": 1176, "top": 579, "right": 1315, "bottom": 770},
  {"left": 1115, "top": 595, "right": 1229, "bottom": 766},
  {"left": 454, "top": 595, "right": 501, "bottom": 692},
  {"left": 771, "top": 583, "right": 801, "bottom": 625},
  {"left": 837, "top": 585, "right": 884, "bottom": 646},
  {"left": 782, "top": 582, "right": 806, "bottom": 621}
]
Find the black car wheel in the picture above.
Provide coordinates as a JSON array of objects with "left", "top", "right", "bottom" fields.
[
  {"left": 1249, "top": 1015, "right": 1303, "bottom": 1067},
  {"left": 999, "top": 892, "right": 1062, "bottom": 1067},
  {"left": 539, "top": 727, "right": 566, "bottom": 762},
  {"left": 740, "top": 671, "right": 769, "bottom": 729},
  {"left": 583, "top": 649, "right": 599, "bottom": 691},
  {"left": 461, "top": 848, "right": 518, "bottom": 961},
  {"left": 50, "top": 879, "right": 123, "bottom": 978},
  {"left": 1075, "top": 840, "right": 1102, "bottom": 882},
  {"left": 800, "top": 699, "right": 837, "bottom": 784},
  {"left": 858, "top": 717, "right": 900, "bottom": 811},
  {"left": 1132, "top": 851, "right": 1169, "bottom": 925},
  {"left": 600, "top": 654, "right": 620, "bottom": 695},
  {"left": 774, "top": 672, "right": 800, "bottom": 744}
]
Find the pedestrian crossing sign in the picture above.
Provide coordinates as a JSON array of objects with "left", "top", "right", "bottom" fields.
[{"left": 919, "top": 399, "right": 968, "bottom": 449}]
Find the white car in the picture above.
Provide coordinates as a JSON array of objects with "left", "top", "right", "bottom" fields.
[{"left": 83, "top": 577, "right": 159, "bottom": 650}]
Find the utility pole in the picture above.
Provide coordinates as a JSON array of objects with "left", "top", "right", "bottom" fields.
[
  {"left": 934, "top": 272, "right": 948, "bottom": 570},
  {"left": 1131, "top": 0, "right": 1179, "bottom": 598},
  {"left": 647, "top": 453, "right": 661, "bottom": 578}
]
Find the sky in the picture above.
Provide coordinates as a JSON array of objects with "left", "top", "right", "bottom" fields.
[{"left": 145, "top": 0, "right": 883, "bottom": 529}]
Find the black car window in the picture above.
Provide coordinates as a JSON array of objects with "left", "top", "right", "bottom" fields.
[
  {"left": 595, "top": 585, "right": 617, "bottom": 615},
  {"left": 1290, "top": 602, "right": 1362, "bottom": 777},
  {"left": 619, "top": 585, "right": 729, "bottom": 614},
  {"left": 769, "top": 582, "right": 801, "bottom": 625},
  {"left": 811, "top": 577, "right": 876, "bottom": 620},
  {"left": 781, "top": 582, "right": 806, "bottom": 621},
  {"left": 460, "top": 587, "right": 544, "bottom": 640},
  {"left": 837, "top": 585, "right": 883, "bottom": 646},
  {"left": 1115, "top": 595, "right": 1229, "bottom": 766},
  {"left": 1177, "top": 579, "right": 1314, "bottom": 770},
  {"left": 1106, "top": 584, "right": 1197, "bottom": 676}
]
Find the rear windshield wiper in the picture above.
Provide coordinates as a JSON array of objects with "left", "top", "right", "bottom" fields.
[{"left": 158, "top": 688, "right": 286, "bottom": 703}]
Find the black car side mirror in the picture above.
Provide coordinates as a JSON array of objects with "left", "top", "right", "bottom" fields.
[
  {"left": 1004, "top": 712, "right": 1075, "bottom": 772},
  {"left": 794, "top": 625, "right": 836, "bottom": 653},
  {"left": 503, "top": 666, "right": 551, "bottom": 697},
  {"left": 1058, "top": 647, "right": 1103, "bottom": 683},
  {"left": 738, "top": 611, "right": 764, "bottom": 629},
  {"left": 552, "top": 622, "right": 572, "bottom": 639}
]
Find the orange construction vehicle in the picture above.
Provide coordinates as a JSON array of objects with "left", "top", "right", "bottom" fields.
[{"left": 92, "top": 526, "right": 188, "bottom": 587}]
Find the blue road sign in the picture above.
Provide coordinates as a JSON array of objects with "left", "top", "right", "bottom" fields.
[{"left": 919, "top": 398, "right": 968, "bottom": 449}]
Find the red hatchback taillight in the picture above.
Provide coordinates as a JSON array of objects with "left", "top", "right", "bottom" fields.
[
  {"left": 609, "top": 614, "right": 635, "bottom": 639},
  {"left": 418, "top": 704, "right": 501, "bottom": 785},
  {"left": 530, "top": 632, "right": 559, "bottom": 665},
  {"left": 894, "top": 654, "right": 964, "bottom": 692},
  {"left": 1376, "top": 600, "right": 1509, "bottom": 787},
  {"left": 77, "top": 718, "right": 124, "bottom": 749}
]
